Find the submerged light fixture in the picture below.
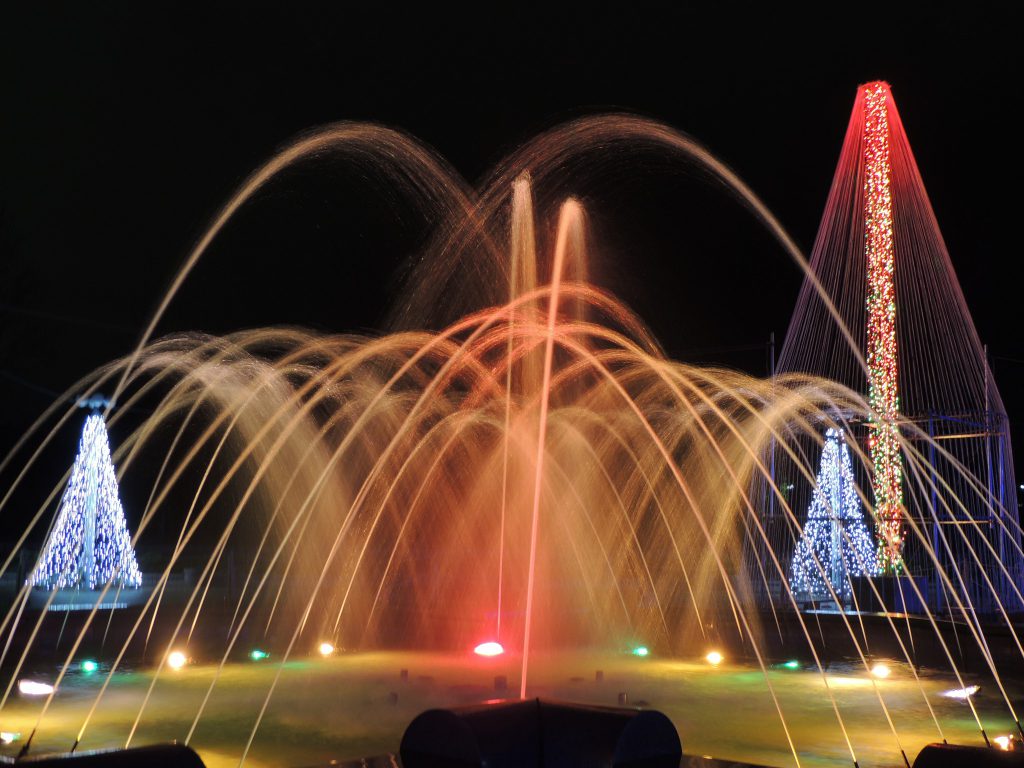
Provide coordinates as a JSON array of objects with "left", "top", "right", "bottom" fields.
[
  {"left": 870, "top": 662, "right": 891, "bottom": 679},
  {"left": 17, "top": 680, "right": 54, "bottom": 696},
  {"left": 942, "top": 685, "right": 980, "bottom": 700},
  {"left": 318, "top": 642, "right": 335, "bottom": 657},
  {"left": 473, "top": 641, "right": 505, "bottom": 657},
  {"left": 167, "top": 650, "right": 188, "bottom": 670}
]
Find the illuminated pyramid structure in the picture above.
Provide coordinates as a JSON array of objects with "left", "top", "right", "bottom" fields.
[
  {"left": 759, "top": 81, "right": 1024, "bottom": 615},
  {"left": 790, "top": 428, "right": 878, "bottom": 601},
  {"left": 28, "top": 401, "right": 142, "bottom": 592}
]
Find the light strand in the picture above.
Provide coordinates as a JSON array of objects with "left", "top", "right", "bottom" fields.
[{"left": 863, "top": 82, "right": 904, "bottom": 572}]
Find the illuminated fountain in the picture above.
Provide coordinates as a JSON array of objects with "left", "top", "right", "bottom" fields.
[{"left": 0, "top": 84, "right": 1022, "bottom": 768}]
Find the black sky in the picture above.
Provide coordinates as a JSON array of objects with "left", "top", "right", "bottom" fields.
[{"left": 1, "top": 4, "right": 1022, "bottom": 486}]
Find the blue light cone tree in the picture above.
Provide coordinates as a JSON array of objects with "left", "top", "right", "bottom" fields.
[
  {"left": 790, "top": 428, "right": 878, "bottom": 599},
  {"left": 28, "top": 413, "right": 142, "bottom": 590}
]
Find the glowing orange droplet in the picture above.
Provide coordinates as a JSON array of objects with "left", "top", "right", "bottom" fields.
[{"left": 474, "top": 641, "right": 504, "bottom": 657}]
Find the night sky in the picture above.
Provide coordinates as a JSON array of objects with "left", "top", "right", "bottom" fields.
[{"left": 1, "top": 4, "right": 1022, "bottom": 521}]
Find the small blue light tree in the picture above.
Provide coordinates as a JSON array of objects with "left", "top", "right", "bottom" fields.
[
  {"left": 28, "top": 408, "right": 142, "bottom": 590},
  {"left": 791, "top": 428, "right": 878, "bottom": 599}
]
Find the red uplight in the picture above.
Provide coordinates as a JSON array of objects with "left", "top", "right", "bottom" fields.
[{"left": 474, "top": 641, "right": 504, "bottom": 657}]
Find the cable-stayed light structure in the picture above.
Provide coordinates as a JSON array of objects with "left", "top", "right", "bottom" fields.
[{"left": 767, "top": 81, "right": 1024, "bottom": 614}]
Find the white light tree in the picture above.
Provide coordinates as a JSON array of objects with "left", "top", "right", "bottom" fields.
[
  {"left": 28, "top": 410, "right": 142, "bottom": 590},
  {"left": 790, "top": 427, "right": 878, "bottom": 599}
]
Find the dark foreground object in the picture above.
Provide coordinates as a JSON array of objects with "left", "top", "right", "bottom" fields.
[
  {"left": 913, "top": 743, "right": 1024, "bottom": 768},
  {"left": 4, "top": 724, "right": 1015, "bottom": 768},
  {"left": 0, "top": 744, "right": 205, "bottom": 767},
  {"left": 400, "top": 698, "right": 682, "bottom": 768}
]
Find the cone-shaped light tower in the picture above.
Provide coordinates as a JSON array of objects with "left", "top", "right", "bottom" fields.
[{"left": 28, "top": 402, "right": 142, "bottom": 590}]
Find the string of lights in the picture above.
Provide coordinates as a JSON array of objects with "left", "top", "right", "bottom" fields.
[
  {"left": 27, "top": 413, "right": 142, "bottom": 590},
  {"left": 767, "top": 79, "right": 1021, "bottom": 615},
  {"left": 791, "top": 428, "right": 879, "bottom": 598},
  {"left": 863, "top": 82, "right": 904, "bottom": 572}
]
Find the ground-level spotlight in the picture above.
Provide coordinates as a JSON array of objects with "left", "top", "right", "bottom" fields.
[
  {"left": 249, "top": 649, "right": 269, "bottom": 661},
  {"left": 80, "top": 659, "right": 99, "bottom": 674},
  {"left": 17, "top": 680, "right": 54, "bottom": 696},
  {"left": 0, "top": 732, "right": 20, "bottom": 745},
  {"left": 318, "top": 642, "right": 335, "bottom": 657},
  {"left": 473, "top": 641, "right": 504, "bottom": 657},
  {"left": 780, "top": 660, "right": 800, "bottom": 670},
  {"left": 942, "top": 685, "right": 979, "bottom": 699},
  {"left": 994, "top": 735, "right": 1013, "bottom": 751},
  {"left": 705, "top": 651, "right": 723, "bottom": 666},
  {"left": 870, "top": 662, "right": 891, "bottom": 679},
  {"left": 167, "top": 650, "right": 188, "bottom": 671},
  {"left": 631, "top": 646, "right": 649, "bottom": 657}
]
